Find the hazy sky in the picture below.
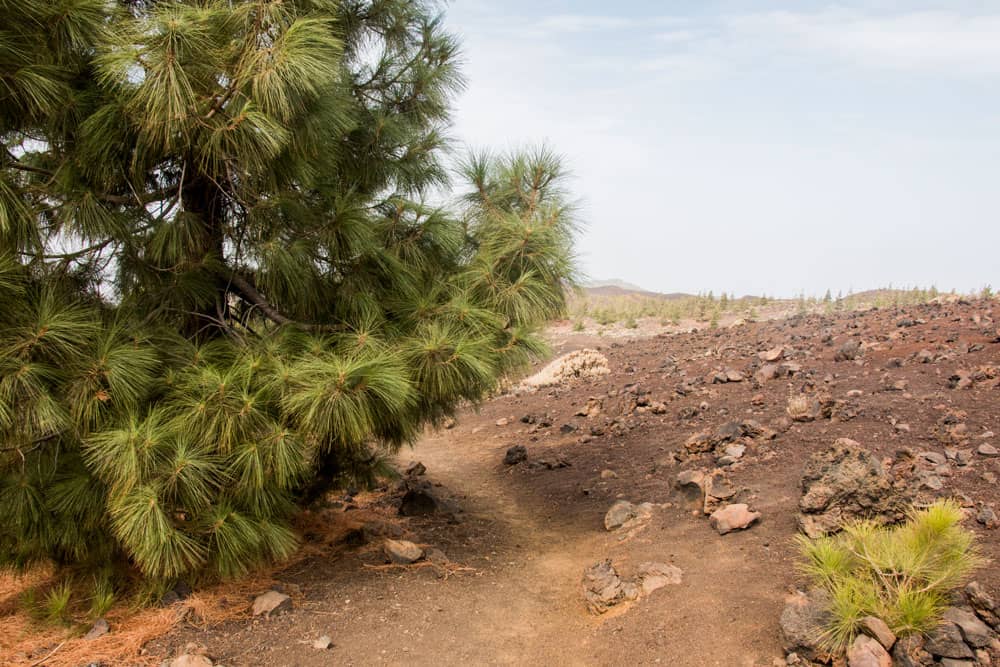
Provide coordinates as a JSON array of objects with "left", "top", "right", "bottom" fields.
[{"left": 445, "top": 1, "right": 1000, "bottom": 297}]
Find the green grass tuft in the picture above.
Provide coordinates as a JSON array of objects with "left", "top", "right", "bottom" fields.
[{"left": 796, "top": 500, "right": 984, "bottom": 652}]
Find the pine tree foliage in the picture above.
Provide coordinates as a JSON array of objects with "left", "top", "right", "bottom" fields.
[{"left": 0, "top": 1, "right": 578, "bottom": 583}]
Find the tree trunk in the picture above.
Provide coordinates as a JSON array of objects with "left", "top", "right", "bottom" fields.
[{"left": 181, "top": 172, "right": 228, "bottom": 340}]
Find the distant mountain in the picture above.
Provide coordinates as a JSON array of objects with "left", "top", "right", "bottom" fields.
[
  {"left": 583, "top": 278, "right": 648, "bottom": 292},
  {"left": 581, "top": 279, "right": 693, "bottom": 300}
]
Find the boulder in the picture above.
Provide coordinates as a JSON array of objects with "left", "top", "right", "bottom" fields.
[
  {"left": 847, "top": 634, "right": 892, "bottom": 667},
  {"left": 709, "top": 504, "right": 760, "bottom": 535},
  {"left": 384, "top": 539, "right": 424, "bottom": 564},
  {"left": 797, "top": 439, "right": 910, "bottom": 538},
  {"left": 251, "top": 590, "right": 292, "bottom": 618}
]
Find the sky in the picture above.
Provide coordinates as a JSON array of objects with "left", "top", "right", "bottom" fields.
[{"left": 444, "top": 1, "right": 1000, "bottom": 297}]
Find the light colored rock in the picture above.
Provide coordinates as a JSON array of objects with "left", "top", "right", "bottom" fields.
[
  {"left": 251, "top": 590, "right": 292, "bottom": 618},
  {"left": 604, "top": 500, "right": 638, "bottom": 531},
  {"left": 759, "top": 347, "right": 784, "bottom": 362},
  {"left": 519, "top": 349, "right": 610, "bottom": 390},
  {"left": 84, "top": 618, "right": 110, "bottom": 640},
  {"left": 384, "top": 539, "right": 424, "bottom": 564},
  {"left": 635, "top": 562, "right": 683, "bottom": 594},
  {"left": 709, "top": 503, "right": 760, "bottom": 535},
  {"left": 859, "top": 616, "right": 896, "bottom": 649},
  {"left": 313, "top": 635, "right": 333, "bottom": 650},
  {"left": 848, "top": 634, "right": 891, "bottom": 667},
  {"left": 787, "top": 395, "right": 821, "bottom": 422},
  {"left": 170, "top": 655, "right": 213, "bottom": 667},
  {"left": 978, "top": 443, "right": 999, "bottom": 457}
]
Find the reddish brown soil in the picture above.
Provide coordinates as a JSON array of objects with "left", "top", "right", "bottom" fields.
[{"left": 91, "top": 301, "right": 1000, "bottom": 664}]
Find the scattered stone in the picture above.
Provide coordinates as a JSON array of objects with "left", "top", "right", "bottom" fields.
[
  {"left": 495, "top": 417, "right": 509, "bottom": 427},
  {"left": 966, "top": 581, "right": 999, "bottom": 628},
  {"left": 384, "top": 539, "right": 424, "bottom": 564},
  {"left": 921, "top": 451, "right": 947, "bottom": 465},
  {"left": 938, "top": 658, "right": 975, "bottom": 667},
  {"left": 581, "top": 560, "right": 637, "bottom": 615},
  {"left": 313, "top": 635, "right": 333, "bottom": 650},
  {"left": 978, "top": 443, "right": 999, "bottom": 457},
  {"left": 978, "top": 506, "right": 999, "bottom": 529},
  {"left": 891, "top": 635, "right": 930, "bottom": 667},
  {"left": 709, "top": 503, "right": 760, "bottom": 535},
  {"left": 755, "top": 363, "right": 780, "bottom": 384},
  {"left": 797, "top": 438, "right": 910, "bottom": 538},
  {"left": 405, "top": 461, "right": 426, "bottom": 476},
  {"left": 169, "top": 656, "right": 213, "bottom": 667},
  {"left": 84, "top": 618, "right": 110, "bottom": 640},
  {"left": 925, "top": 620, "right": 975, "bottom": 659},
  {"left": 635, "top": 562, "right": 683, "bottom": 594},
  {"left": 600, "top": 469, "right": 617, "bottom": 479},
  {"left": 604, "top": 500, "right": 638, "bottom": 531},
  {"left": 787, "top": 395, "right": 822, "bottom": 422},
  {"left": 723, "top": 443, "right": 746, "bottom": 459},
  {"left": 759, "top": 346, "right": 784, "bottom": 362},
  {"left": 835, "top": 339, "right": 862, "bottom": 361},
  {"left": 859, "top": 616, "right": 896, "bottom": 650},
  {"left": 942, "top": 607, "right": 993, "bottom": 648},
  {"left": 780, "top": 589, "right": 832, "bottom": 662},
  {"left": 575, "top": 397, "right": 603, "bottom": 417},
  {"left": 252, "top": 590, "right": 292, "bottom": 618},
  {"left": 399, "top": 487, "right": 438, "bottom": 516},
  {"left": 503, "top": 445, "right": 528, "bottom": 465},
  {"left": 847, "top": 633, "right": 892, "bottom": 667}
]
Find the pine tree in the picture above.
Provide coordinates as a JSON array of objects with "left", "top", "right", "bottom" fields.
[{"left": 0, "top": 1, "right": 578, "bottom": 583}]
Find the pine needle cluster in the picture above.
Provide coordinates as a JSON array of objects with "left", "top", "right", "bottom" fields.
[
  {"left": 796, "top": 500, "right": 984, "bottom": 651},
  {"left": 0, "top": 1, "right": 579, "bottom": 584}
]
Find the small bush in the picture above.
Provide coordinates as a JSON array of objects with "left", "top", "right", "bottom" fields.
[
  {"left": 44, "top": 580, "right": 73, "bottom": 625},
  {"left": 796, "top": 500, "right": 983, "bottom": 651}
]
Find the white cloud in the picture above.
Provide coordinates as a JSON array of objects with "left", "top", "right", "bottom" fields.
[{"left": 726, "top": 10, "right": 1000, "bottom": 75}]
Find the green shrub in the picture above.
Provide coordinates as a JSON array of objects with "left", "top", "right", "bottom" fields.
[{"left": 796, "top": 500, "right": 983, "bottom": 651}]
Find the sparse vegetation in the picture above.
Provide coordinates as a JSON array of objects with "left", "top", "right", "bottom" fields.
[{"left": 796, "top": 500, "right": 983, "bottom": 651}]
